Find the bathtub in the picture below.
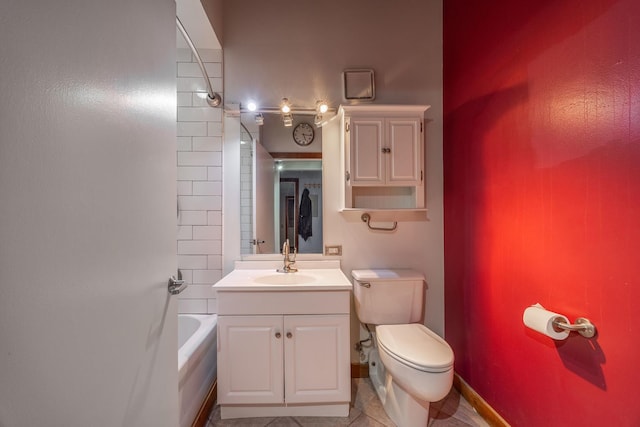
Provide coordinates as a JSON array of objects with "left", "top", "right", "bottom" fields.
[{"left": 178, "top": 314, "right": 218, "bottom": 427}]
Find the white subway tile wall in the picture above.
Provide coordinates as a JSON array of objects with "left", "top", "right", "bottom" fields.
[
  {"left": 176, "top": 47, "right": 222, "bottom": 314},
  {"left": 240, "top": 126, "right": 254, "bottom": 254}
]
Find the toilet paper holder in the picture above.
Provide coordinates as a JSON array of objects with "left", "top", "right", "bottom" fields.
[{"left": 552, "top": 317, "right": 596, "bottom": 338}]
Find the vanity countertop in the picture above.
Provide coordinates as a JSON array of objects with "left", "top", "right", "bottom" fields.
[{"left": 213, "top": 260, "right": 352, "bottom": 291}]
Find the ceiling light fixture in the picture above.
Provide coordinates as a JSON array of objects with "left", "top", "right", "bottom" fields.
[
  {"left": 238, "top": 98, "right": 336, "bottom": 130},
  {"left": 280, "top": 98, "right": 291, "bottom": 114},
  {"left": 316, "top": 100, "right": 329, "bottom": 114},
  {"left": 282, "top": 113, "right": 293, "bottom": 127}
]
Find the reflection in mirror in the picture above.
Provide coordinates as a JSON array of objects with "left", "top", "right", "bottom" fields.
[{"left": 240, "top": 113, "right": 323, "bottom": 255}]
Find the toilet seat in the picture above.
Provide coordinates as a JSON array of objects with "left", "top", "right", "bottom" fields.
[{"left": 377, "top": 324, "right": 454, "bottom": 373}]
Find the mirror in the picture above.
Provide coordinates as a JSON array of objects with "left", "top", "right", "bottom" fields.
[{"left": 240, "top": 113, "right": 323, "bottom": 255}]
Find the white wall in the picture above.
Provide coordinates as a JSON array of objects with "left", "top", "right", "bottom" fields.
[
  {"left": 218, "top": 0, "right": 445, "bottom": 344},
  {"left": 0, "top": 1, "right": 179, "bottom": 425},
  {"left": 220, "top": 0, "right": 442, "bottom": 109},
  {"left": 240, "top": 137, "right": 254, "bottom": 254},
  {"left": 176, "top": 47, "right": 224, "bottom": 314}
]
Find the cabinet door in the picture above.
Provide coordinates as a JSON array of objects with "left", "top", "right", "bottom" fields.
[
  {"left": 283, "top": 315, "right": 350, "bottom": 404},
  {"left": 217, "top": 315, "right": 284, "bottom": 404},
  {"left": 386, "top": 118, "right": 422, "bottom": 185},
  {"left": 350, "top": 118, "right": 384, "bottom": 185}
]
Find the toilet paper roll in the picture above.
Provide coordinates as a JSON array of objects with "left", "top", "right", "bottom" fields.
[{"left": 523, "top": 303, "right": 570, "bottom": 340}]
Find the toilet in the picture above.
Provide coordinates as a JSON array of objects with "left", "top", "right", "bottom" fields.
[{"left": 352, "top": 269, "right": 454, "bottom": 427}]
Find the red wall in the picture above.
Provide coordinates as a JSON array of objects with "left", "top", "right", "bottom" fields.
[{"left": 443, "top": 1, "right": 640, "bottom": 425}]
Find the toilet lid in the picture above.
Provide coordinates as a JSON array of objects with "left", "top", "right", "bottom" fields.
[
  {"left": 377, "top": 324, "right": 454, "bottom": 373},
  {"left": 352, "top": 269, "right": 424, "bottom": 282}
]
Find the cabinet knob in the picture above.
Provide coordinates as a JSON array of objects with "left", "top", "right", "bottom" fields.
[
  {"left": 286, "top": 332, "right": 293, "bottom": 339},
  {"left": 275, "top": 332, "right": 281, "bottom": 339}
]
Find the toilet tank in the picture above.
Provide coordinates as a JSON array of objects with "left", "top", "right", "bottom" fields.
[{"left": 352, "top": 269, "right": 425, "bottom": 325}]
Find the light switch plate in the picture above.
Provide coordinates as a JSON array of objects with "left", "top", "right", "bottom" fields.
[{"left": 324, "top": 245, "right": 343, "bottom": 256}]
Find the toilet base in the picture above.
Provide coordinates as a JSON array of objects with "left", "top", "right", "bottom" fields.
[{"left": 369, "top": 349, "right": 431, "bottom": 427}]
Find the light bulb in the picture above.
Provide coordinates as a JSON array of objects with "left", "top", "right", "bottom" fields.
[
  {"left": 247, "top": 101, "right": 257, "bottom": 111},
  {"left": 317, "top": 100, "right": 329, "bottom": 114},
  {"left": 280, "top": 98, "right": 291, "bottom": 113}
]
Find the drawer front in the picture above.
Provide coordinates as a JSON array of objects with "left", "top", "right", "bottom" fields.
[{"left": 217, "top": 290, "right": 350, "bottom": 315}]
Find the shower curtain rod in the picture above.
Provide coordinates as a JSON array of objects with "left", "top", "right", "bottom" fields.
[
  {"left": 240, "top": 122, "right": 255, "bottom": 143},
  {"left": 176, "top": 16, "right": 222, "bottom": 107}
]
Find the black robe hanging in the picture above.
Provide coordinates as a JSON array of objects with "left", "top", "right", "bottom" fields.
[{"left": 298, "top": 188, "right": 312, "bottom": 241}]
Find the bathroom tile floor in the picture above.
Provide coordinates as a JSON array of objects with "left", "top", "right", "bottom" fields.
[{"left": 208, "top": 378, "right": 489, "bottom": 427}]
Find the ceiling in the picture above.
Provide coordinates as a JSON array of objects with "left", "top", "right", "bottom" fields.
[{"left": 176, "top": 0, "right": 221, "bottom": 49}]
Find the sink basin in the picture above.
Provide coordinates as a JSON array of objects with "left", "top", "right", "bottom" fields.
[
  {"left": 213, "top": 262, "right": 352, "bottom": 291},
  {"left": 253, "top": 273, "right": 316, "bottom": 285}
]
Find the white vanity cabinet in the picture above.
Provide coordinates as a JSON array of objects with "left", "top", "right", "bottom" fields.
[
  {"left": 217, "top": 313, "right": 350, "bottom": 406},
  {"left": 214, "top": 265, "right": 352, "bottom": 419},
  {"left": 341, "top": 105, "right": 429, "bottom": 210}
]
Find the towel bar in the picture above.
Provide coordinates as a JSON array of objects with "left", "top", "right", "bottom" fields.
[{"left": 361, "top": 213, "right": 397, "bottom": 232}]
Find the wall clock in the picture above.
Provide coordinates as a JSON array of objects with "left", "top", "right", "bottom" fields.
[{"left": 293, "top": 122, "right": 315, "bottom": 146}]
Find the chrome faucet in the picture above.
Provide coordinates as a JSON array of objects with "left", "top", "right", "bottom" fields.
[{"left": 279, "top": 239, "right": 298, "bottom": 273}]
